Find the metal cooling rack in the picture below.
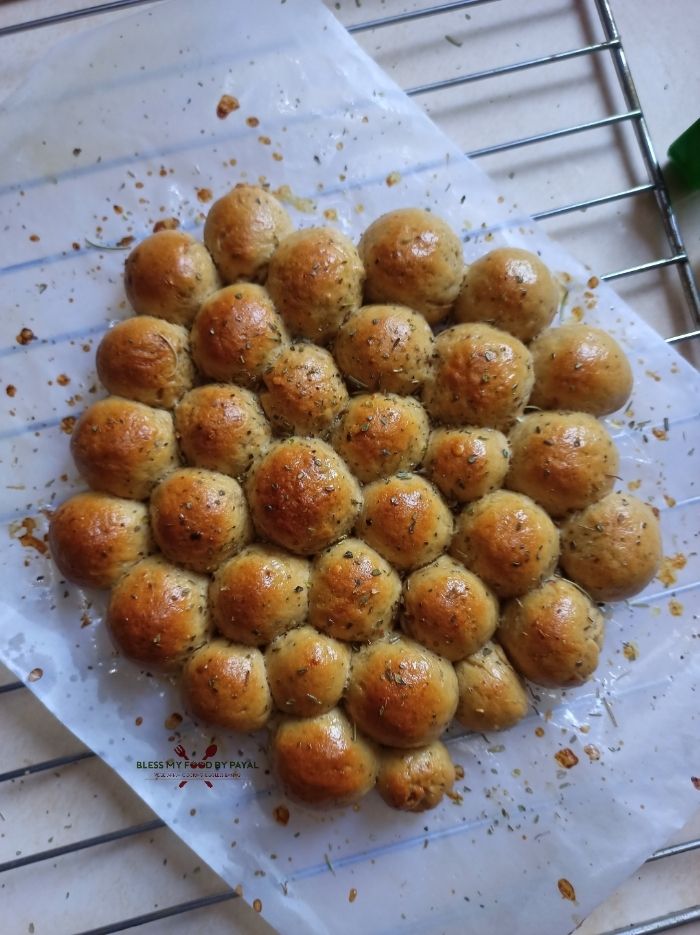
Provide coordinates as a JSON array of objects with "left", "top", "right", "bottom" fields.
[{"left": 1, "top": 0, "right": 699, "bottom": 932}]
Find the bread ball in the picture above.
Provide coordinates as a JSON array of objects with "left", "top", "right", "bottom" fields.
[
  {"left": 308, "top": 538, "right": 401, "bottom": 642},
  {"left": 506, "top": 411, "right": 618, "bottom": 517},
  {"left": 560, "top": 493, "right": 662, "bottom": 601},
  {"left": 203, "top": 184, "right": 293, "bottom": 283},
  {"left": 190, "top": 283, "right": 288, "bottom": 387},
  {"left": 450, "top": 490, "right": 559, "bottom": 598},
  {"left": 356, "top": 474, "right": 453, "bottom": 572},
  {"left": 96, "top": 316, "right": 194, "bottom": 410},
  {"left": 454, "top": 642, "right": 528, "bottom": 732},
  {"left": 48, "top": 492, "right": 153, "bottom": 589},
  {"left": 424, "top": 427, "right": 510, "bottom": 504},
  {"left": 330, "top": 394, "right": 430, "bottom": 483},
  {"left": 265, "top": 625, "right": 351, "bottom": 717},
  {"left": 401, "top": 555, "right": 498, "bottom": 661},
  {"left": 247, "top": 437, "right": 362, "bottom": 555},
  {"left": 149, "top": 468, "right": 252, "bottom": 573},
  {"left": 513, "top": 409, "right": 614, "bottom": 501},
  {"left": 260, "top": 343, "right": 348, "bottom": 437},
  {"left": 271, "top": 708, "right": 379, "bottom": 808},
  {"left": 499, "top": 577, "right": 604, "bottom": 687},
  {"left": 266, "top": 227, "right": 365, "bottom": 344},
  {"left": 359, "top": 208, "right": 463, "bottom": 325},
  {"left": 377, "top": 741, "right": 456, "bottom": 812},
  {"left": 106, "top": 556, "right": 210, "bottom": 671},
  {"left": 455, "top": 247, "right": 561, "bottom": 342},
  {"left": 181, "top": 639, "right": 271, "bottom": 731},
  {"left": 423, "top": 323, "right": 534, "bottom": 431},
  {"left": 210, "top": 545, "right": 309, "bottom": 645},
  {"left": 124, "top": 230, "right": 219, "bottom": 327},
  {"left": 344, "top": 636, "right": 458, "bottom": 748},
  {"left": 333, "top": 304, "right": 434, "bottom": 395},
  {"left": 70, "top": 396, "right": 179, "bottom": 501},
  {"left": 529, "top": 324, "right": 633, "bottom": 416},
  {"left": 174, "top": 384, "right": 271, "bottom": 478}
]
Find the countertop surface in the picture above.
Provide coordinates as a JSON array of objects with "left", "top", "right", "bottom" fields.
[{"left": 1, "top": 1, "right": 698, "bottom": 933}]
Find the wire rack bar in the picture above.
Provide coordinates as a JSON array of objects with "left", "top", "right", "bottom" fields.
[
  {"left": 531, "top": 182, "right": 654, "bottom": 221},
  {"left": 603, "top": 906, "right": 700, "bottom": 935},
  {"left": 0, "top": 680, "right": 24, "bottom": 694},
  {"left": 0, "top": 0, "right": 162, "bottom": 38},
  {"left": 467, "top": 109, "right": 641, "bottom": 159},
  {"left": 0, "top": 819, "right": 165, "bottom": 873},
  {"left": 406, "top": 39, "right": 619, "bottom": 96},
  {"left": 667, "top": 328, "right": 700, "bottom": 345},
  {"left": 0, "top": 750, "right": 95, "bottom": 783},
  {"left": 593, "top": 0, "right": 700, "bottom": 327},
  {"left": 646, "top": 838, "right": 700, "bottom": 863},
  {"left": 75, "top": 893, "right": 239, "bottom": 935},
  {"left": 347, "top": 0, "right": 500, "bottom": 33},
  {"left": 601, "top": 255, "right": 687, "bottom": 282}
]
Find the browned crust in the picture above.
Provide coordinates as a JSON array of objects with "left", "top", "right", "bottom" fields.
[
  {"left": 344, "top": 637, "right": 458, "bottom": 747},
  {"left": 454, "top": 641, "right": 529, "bottom": 731},
  {"left": 308, "top": 538, "right": 401, "bottom": 642},
  {"left": 247, "top": 438, "right": 361, "bottom": 555},
  {"left": 181, "top": 639, "right": 271, "bottom": 730},
  {"left": 271, "top": 708, "right": 379, "bottom": 807},
  {"left": 560, "top": 493, "right": 662, "bottom": 601},
  {"left": 106, "top": 556, "right": 210, "bottom": 670},
  {"left": 96, "top": 316, "right": 193, "bottom": 410},
  {"left": 265, "top": 625, "right": 351, "bottom": 716},
  {"left": 190, "top": 283, "right": 288, "bottom": 386},
  {"left": 450, "top": 490, "right": 560, "bottom": 598},
  {"left": 149, "top": 468, "right": 251, "bottom": 573},
  {"left": 529, "top": 325, "right": 633, "bottom": 416},
  {"left": 48, "top": 492, "right": 153, "bottom": 589},
  {"left": 499, "top": 577, "right": 604, "bottom": 687},
  {"left": 70, "top": 396, "right": 179, "bottom": 501}
]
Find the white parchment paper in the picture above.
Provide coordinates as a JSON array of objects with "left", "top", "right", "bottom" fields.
[{"left": 1, "top": 2, "right": 699, "bottom": 933}]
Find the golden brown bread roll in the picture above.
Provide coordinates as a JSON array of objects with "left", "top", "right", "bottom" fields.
[
  {"left": 96, "top": 316, "right": 194, "bottom": 410},
  {"left": 529, "top": 324, "right": 633, "bottom": 416},
  {"left": 210, "top": 545, "right": 309, "bottom": 645},
  {"left": 174, "top": 384, "right": 271, "bottom": 478},
  {"left": 203, "top": 184, "right": 294, "bottom": 283},
  {"left": 271, "top": 708, "right": 379, "bottom": 808},
  {"left": 260, "top": 343, "right": 348, "bottom": 437},
  {"left": 423, "top": 323, "right": 534, "bottom": 431},
  {"left": 455, "top": 247, "right": 561, "bottom": 342},
  {"left": 401, "top": 555, "right": 498, "bottom": 661},
  {"left": 330, "top": 393, "right": 430, "bottom": 483},
  {"left": 423, "top": 427, "right": 510, "bottom": 504},
  {"left": 308, "top": 538, "right": 401, "bottom": 642},
  {"left": 344, "top": 636, "right": 458, "bottom": 748},
  {"left": 190, "top": 283, "right": 288, "bottom": 387},
  {"left": 506, "top": 411, "right": 618, "bottom": 517},
  {"left": 560, "top": 492, "right": 662, "bottom": 601},
  {"left": 106, "top": 555, "right": 210, "bottom": 671},
  {"left": 70, "top": 396, "right": 179, "bottom": 501},
  {"left": 181, "top": 639, "right": 271, "bottom": 731},
  {"left": 149, "top": 468, "right": 252, "bottom": 573},
  {"left": 356, "top": 474, "right": 453, "bottom": 572},
  {"left": 376, "top": 741, "right": 456, "bottom": 812},
  {"left": 266, "top": 227, "right": 365, "bottom": 344},
  {"left": 450, "top": 490, "right": 559, "bottom": 598},
  {"left": 124, "top": 230, "right": 219, "bottom": 327},
  {"left": 48, "top": 491, "right": 153, "bottom": 589},
  {"left": 359, "top": 208, "right": 463, "bottom": 324},
  {"left": 499, "top": 577, "right": 604, "bottom": 687},
  {"left": 246, "top": 437, "right": 362, "bottom": 555},
  {"left": 454, "top": 641, "right": 529, "bottom": 732},
  {"left": 265, "top": 625, "right": 351, "bottom": 717},
  {"left": 333, "top": 304, "right": 434, "bottom": 395}
]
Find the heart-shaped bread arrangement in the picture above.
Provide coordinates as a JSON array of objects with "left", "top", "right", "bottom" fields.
[{"left": 49, "top": 184, "right": 661, "bottom": 811}]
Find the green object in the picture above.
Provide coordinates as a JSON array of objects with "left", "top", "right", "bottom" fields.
[{"left": 668, "top": 118, "right": 700, "bottom": 190}]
